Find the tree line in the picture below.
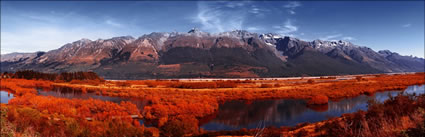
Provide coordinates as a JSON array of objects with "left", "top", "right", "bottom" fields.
[{"left": 1, "top": 70, "right": 103, "bottom": 82}]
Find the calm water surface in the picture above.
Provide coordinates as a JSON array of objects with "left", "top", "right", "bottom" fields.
[
  {"left": 200, "top": 85, "right": 425, "bottom": 130},
  {"left": 0, "top": 91, "right": 14, "bottom": 104},
  {"left": 1, "top": 87, "right": 148, "bottom": 108},
  {"left": 36, "top": 86, "right": 149, "bottom": 109},
  {"left": 36, "top": 86, "right": 149, "bottom": 125}
]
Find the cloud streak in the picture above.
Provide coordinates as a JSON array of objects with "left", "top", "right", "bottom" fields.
[
  {"left": 320, "top": 34, "right": 342, "bottom": 41},
  {"left": 402, "top": 23, "right": 411, "bottom": 28},
  {"left": 105, "top": 20, "right": 122, "bottom": 27},
  {"left": 247, "top": 27, "right": 261, "bottom": 31},
  {"left": 284, "top": 1, "right": 301, "bottom": 15},
  {"left": 195, "top": 2, "right": 233, "bottom": 32},
  {"left": 273, "top": 20, "right": 298, "bottom": 36},
  {"left": 319, "top": 34, "right": 356, "bottom": 41},
  {"left": 342, "top": 36, "right": 356, "bottom": 41},
  {"left": 194, "top": 1, "right": 271, "bottom": 33}
]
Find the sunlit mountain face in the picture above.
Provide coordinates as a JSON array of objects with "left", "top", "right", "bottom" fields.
[{"left": 1, "top": 29, "right": 423, "bottom": 79}]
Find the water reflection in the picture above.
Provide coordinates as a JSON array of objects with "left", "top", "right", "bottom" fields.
[
  {"left": 0, "top": 91, "right": 14, "bottom": 104},
  {"left": 201, "top": 85, "right": 425, "bottom": 130},
  {"left": 37, "top": 86, "right": 149, "bottom": 110},
  {"left": 37, "top": 86, "right": 150, "bottom": 125}
]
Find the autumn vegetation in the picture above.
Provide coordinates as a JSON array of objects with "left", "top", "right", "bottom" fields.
[
  {"left": 1, "top": 71, "right": 425, "bottom": 136},
  {"left": 200, "top": 93, "right": 425, "bottom": 137},
  {"left": 281, "top": 93, "right": 425, "bottom": 137},
  {"left": 3, "top": 70, "right": 103, "bottom": 82},
  {"left": 0, "top": 78, "right": 51, "bottom": 95},
  {"left": 307, "top": 95, "right": 329, "bottom": 105},
  {"left": 0, "top": 93, "right": 161, "bottom": 137}
]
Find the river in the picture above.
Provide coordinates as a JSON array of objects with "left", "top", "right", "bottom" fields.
[{"left": 200, "top": 85, "right": 425, "bottom": 130}]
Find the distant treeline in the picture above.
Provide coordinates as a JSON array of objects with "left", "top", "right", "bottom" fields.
[{"left": 1, "top": 70, "right": 103, "bottom": 82}]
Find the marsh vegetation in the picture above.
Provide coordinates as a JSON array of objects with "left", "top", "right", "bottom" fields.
[{"left": 1, "top": 71, "right": 424, "bottom": 136}]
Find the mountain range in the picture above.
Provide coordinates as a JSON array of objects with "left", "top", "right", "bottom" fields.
[{"left": 1, "top": 28, "right": 424, "bottom": 79}]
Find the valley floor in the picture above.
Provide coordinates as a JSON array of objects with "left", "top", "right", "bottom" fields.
[{"left": 1, "top": 72, "right": 424, "bottom": 136}]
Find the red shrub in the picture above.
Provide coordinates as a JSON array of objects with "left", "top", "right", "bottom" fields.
[
  {"left": 170, "top": 82, "right": 217, "bottom": 89},
  {"left": 308, "top": 95, "right": 329, "bottom": 105},
  {"left": 216, "top": 81, "right": 237, "bottom": 88},
  {"left": 116, "top": 81, "right": 132, "bottom": 87},
  {"left": 307, "top": 79, "right": 315, "bottom": 84},
  {"left": 260, "top": 84, "right": 273, "bottom": 88}
]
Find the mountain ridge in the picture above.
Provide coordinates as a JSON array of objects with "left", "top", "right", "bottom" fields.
[{"left": 1, "top": 29, "right": 423, "bottom": 79}]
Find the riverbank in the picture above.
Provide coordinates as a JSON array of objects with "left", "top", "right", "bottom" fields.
[{"left": 198, "top": 93, "right": 425, "bottom": 137}]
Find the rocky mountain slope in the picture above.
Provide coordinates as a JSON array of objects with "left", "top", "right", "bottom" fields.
[{"left": 1, "top": 29, "right": 423, "bottom": 79}]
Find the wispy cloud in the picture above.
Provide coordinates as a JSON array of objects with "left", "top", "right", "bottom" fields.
[
  {"left": 225, "top": 1, "right": 247, "bottom": 8},
  {"left": 249, "top": 5, "right": 269, "bottom": 16},
  {"left": 105, "top": 20, "right": 122, "bottom": 27},
  {"left": 342, "top": 36, "right": 356, "bottom": 41},
  {"left": 195, "top": 3, "right": 225, "bottom": 32},
  {"left": 250, "top": 7, "right": 260, "bottom": 14},
  {"left": 319, "top": 34, "right": 356, "bottom": 41},
  {"left": 284, "top": 1, "right": 301, "bottom": 8},
  {"left": 194, "top": 1, "right": 301, "bottom": 33},
  {"left": 194, "top": 1, "right": 251, "bottom": 32},
  {"left": 273, "top": 20, "right": 298, "bottom": 36},
  {"left": 24, "top": 14, "right": 57, "bottom": 23},
  {"left": 19, "top": 11, "right": 78, "bottom": 24},
  {"left": 320, "top": 34, "right": 342, "bottom": 41},
  {"left": 247, "top": 27, "right": 261, "bottom": 31},
  {"left": 402, "top": 23, "right": 411, "bottom": 28},
  {"left": 284, "top": 1, "right": 301, "bottom": 15}
]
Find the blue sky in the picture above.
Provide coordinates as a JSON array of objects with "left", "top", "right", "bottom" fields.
[{"left": 1, "top": 1, "right": 424, "bottom": 57}]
